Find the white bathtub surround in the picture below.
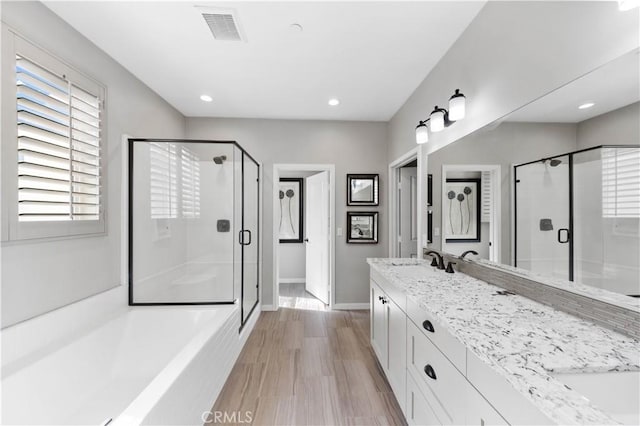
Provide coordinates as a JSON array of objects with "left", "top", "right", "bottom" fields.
[
  {"left": 1, "top": 286, "right": 258, "bottom": 425},
  {"left": 134, "top": 259, "right": 235, "bottom": 303},
  {"left": 368, "top": 258, "right": 640, "bottom": 425}
]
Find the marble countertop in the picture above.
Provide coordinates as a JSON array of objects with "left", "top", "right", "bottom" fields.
[{"left": 367, "top": 258, "right": 640, "bottom": 425}]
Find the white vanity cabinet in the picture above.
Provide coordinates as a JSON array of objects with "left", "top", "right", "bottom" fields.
[
  {"left": 370, "top": 266, "right": 515, "bottom": 426},
  {"left": 466, "top": 381, "right": 509, "bottom": 425},
  {"left": 369, "top": 277, "right": 407, "bottom": 416},
  {"left": 370, "top": 280, "right": 388, "bottom": 364}
]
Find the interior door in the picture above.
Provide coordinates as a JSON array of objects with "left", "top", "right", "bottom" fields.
[
  {"left": 305, "top": 171, "right": 330, "bottom": 304},
  {"left": 399, "top": 167, "right": 418, "bottom": 258},
  {"left": 515, "top": 155, "right": 571, "bottom": 280}
]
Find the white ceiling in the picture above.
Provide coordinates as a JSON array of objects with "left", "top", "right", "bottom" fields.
[
  {"left": 43, "top": 1, "right": 485, "bottom": 121},
  {"left": 506, "top": 49, "right": 640, "bottom": 123}
]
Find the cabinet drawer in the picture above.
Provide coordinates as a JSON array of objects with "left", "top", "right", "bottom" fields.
[
  {"left": 371, "top": 268, "right": 406, "bottom": 312},
  {"left": 407, "top": 295, "right": 466, "bottom": 374},
  {"left": 466, "top": 381, "right": 508, "bottom": 425},
  {"left": 406, "top": 372, "right": 441, "bottom": 426},
  {"left": 407, "top": 320, "right": 467, "bottom": 425},
  {"left": 466, "top": 350, "right": 551, "bottom": 425}
]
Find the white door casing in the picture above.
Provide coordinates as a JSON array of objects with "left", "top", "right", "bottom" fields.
[
  {"left": 305, "top": 171, "right": 330, "bottom": 304},
  {"left": 400, "top": 167, "right": 418, "bottom": 258}
]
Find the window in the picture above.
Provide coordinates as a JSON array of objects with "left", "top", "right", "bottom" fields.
[
  {"left": 180, "top": 146, "right": 201, "bottom": 219},
  {"left": 17, "top": 55, "right": 101, "bottom": 222},
  {"left": 4, "top": 35, "right": 106, "bottom": 241},
  {"left": 150, "top": 142, "right": 178, "bottom": 219},
  {"left": 149, "top": 143, "right": 201, "bottom": 220},
  {"left": 602, "top": 147, "right": 640, "bottom": 218}
]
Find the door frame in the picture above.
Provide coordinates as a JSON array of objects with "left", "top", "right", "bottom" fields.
[
  {"left": 388, "top": 147, "right": 422, "bottom": 258},
  {"left": 272, "top": 164, "right": 336, "bottom": 310},
  {"left": 441, "top": 164, "right": 501, "bottom": 263}
]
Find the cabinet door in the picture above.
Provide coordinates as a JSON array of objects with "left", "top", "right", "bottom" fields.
[
  {"left": 407, "top": 373, "right": 441, "bottom": 426},
  {"left": 387, "top": 298, "right": 406, "bottom": 415},
  {"left": 370, "top": 281, "right": 388, "bottom": 366},
  {"left": 466, "top": 382, "right": 508, "bottom": 425}
]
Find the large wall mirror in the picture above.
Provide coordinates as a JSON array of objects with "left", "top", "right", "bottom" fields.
[{"left": 427, "top": 48, "right": 639, "bottom": 306}]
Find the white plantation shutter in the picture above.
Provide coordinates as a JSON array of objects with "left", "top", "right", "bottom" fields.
[
  {"left": 150, "top": 142, "right": 178, "bottom": 219},
  {"left": 181, "top": 147, "right": 201, "bottom": 218},
  {"left": 16, "top": 54, "right": 102, "bottom": 223},
  {"left": 602, "top": 147, "right": 640, "bottom": 218}
]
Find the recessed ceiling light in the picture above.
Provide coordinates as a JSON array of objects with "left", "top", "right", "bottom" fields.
[
  {"left": 328, "top": 98, "right": 340, "bottom": 106},
  {"left": 578, "top": 102, "right": 595, "bottom": 110},
  {"left": 200, "top": 94, "right": 213, "bottom": 102}
]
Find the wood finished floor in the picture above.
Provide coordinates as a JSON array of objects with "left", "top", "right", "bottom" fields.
[
  {"left": 209, "top": 307, "right": 406, "bottom": 426},
  {"left": 278, "top": 282, "right": 329, "bottom": 312}
]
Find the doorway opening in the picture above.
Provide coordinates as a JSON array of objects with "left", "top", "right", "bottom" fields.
[
  {"left": 389, "top": 148, "right": 421, "bottom": 258},
  {"left": 272, "top": 164, "right": 335, "bottom": 311}
]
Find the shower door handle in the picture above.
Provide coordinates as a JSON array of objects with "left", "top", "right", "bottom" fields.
[
  {"left": 557, "top": 228, "right": 570, "bottom": 244},
  {"left": 239, "top": 230, "right": 252, "bottom": 245}
]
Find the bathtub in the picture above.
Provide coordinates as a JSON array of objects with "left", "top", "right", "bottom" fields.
[{"left": 1, "top": 289, "right": 257, "bottom": 425}]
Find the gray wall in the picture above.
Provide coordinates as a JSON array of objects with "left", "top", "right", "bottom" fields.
[
  {"left": 384, "top": 1, "right": 638, "bottom": 253},
  {"left": 1, "top": 2, "right": 186, "bottom": 327},
  {"left": 186, "top": 118, "right": 388, "bottom": 307},
  {"left": 427, "top": 122, "right": 577, "bottom": 263},
  {"left": 388, "top": 1, "right": 639, "bottom": 161},
  {"left": 577, "top": 102, "right": 640, "bottom": 149}
]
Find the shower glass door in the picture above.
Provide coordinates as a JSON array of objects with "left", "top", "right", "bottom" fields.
[
  {"left": 515, "top": 155, "right": 572, "bottom": 280},
  {"left": 130, "top": 140, "right": 237, "bottom": 304},
  {"left": 241, "top": 152, "right": 259, "bottom": 326}
]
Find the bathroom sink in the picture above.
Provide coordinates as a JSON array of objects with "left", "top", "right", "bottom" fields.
[{"left": 551, "top": 370, "right": 640, "bottom": 425}]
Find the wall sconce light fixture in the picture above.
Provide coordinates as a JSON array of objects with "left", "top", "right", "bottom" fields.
[{"left": 415, "top": 89, "right": 466, "bottom": 144}]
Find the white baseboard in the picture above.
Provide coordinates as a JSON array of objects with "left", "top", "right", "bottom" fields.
[
  {"left": 278, "top": 278, "right": 306, "bottom": 284},
  {"left": 261, "top": 304, "right": 278, "bottom": 311},
  {"left": 333, "top": 303, "right": 370, "bottom": 310}
]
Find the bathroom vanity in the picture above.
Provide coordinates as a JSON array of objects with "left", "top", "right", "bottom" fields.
[{"left": 368, "top": 258, "right": 640, "bottom": 425}]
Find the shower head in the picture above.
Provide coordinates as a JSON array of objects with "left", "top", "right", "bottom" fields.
[
  {"left": 213, "top": 155, "right": 227, "bottom": 164},
  {"left": 541, "top": 158, "right": 562, "bottom": 167}
]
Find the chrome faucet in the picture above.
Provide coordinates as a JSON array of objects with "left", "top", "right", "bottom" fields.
[
  {"left": 425, "top": 250, "right": 445, "bottom": 270},
  {"left": 460, "top": 250, "right": 478, "bottom": 260}
]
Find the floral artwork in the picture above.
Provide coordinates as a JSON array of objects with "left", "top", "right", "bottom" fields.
[
  {"left": 444, "top": 179, "right": 481, "bottom": 242},
  {"left": 279, "top": 178, "right": 303, "bottom": 243}
]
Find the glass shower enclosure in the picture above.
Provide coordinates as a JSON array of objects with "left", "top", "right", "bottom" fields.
[
  {"left": 515, "top": 145, "right": 640, "bottom": 297},
  {"left": 128, "top": 139, "right": 259, "bottom": 327}
]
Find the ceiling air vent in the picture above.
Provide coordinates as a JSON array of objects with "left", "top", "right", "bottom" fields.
[{"left": 202, "top": 12, "right": 244, "bottom": 42}]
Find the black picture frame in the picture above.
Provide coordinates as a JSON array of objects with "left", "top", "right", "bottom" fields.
[
  {"left": 347, "top": 174, "right": 379, "bottom": 206},
  {"left": 346, "top": 211, "right": 378, "bottom": 244},
  {"left": 444, "top": 178, "right": 481, "bottom": 243},
  {"left": 278, "top": 178, "right": 304, "bottom": 243}
]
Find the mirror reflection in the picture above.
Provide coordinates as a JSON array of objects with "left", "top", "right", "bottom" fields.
[{"left": 427, "top": 49, "right": 640, "bottom": 299}]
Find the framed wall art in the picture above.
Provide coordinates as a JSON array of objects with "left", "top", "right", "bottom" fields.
[
  {"left": 444, "top": 178, "right": 481, "bottom": 242},
  {"left": 278, "top": 178, "right": 303, "bottom": 243},
  {"left": 346, "top": 211, "right": 378, "bottom": 244},
  {"left": 347, "top": 174, "right": 379, "bottom": 206}
]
